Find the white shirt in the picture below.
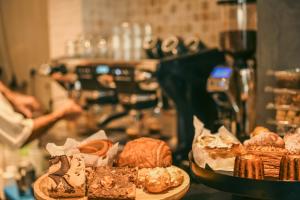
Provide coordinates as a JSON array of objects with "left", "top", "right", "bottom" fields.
[{"left": 0, "top": 92, "right": 33, "bottom": 148}]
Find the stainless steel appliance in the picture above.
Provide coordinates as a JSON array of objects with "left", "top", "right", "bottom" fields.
[{"left": 207, "top": 0, "right": 257, "bottom": 139}]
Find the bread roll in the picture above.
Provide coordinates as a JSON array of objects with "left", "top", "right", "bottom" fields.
[{"left": 117, "top": 137, "right": 172, "bottom": 168}]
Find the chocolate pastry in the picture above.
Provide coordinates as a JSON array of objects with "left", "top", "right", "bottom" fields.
[
  {"left": 46, "top": 154, "right": 85, "bottom": 198},
  {"left": 234, "top": 154, "right": 264, "bottom": 180},
  {"left": 279, "top": 154, "right": 300, "bottom": 181},
  {"left": 117, "top": 137, "right": 172, "bottom": 168},
  {"left": 79, "top": 139, "right": 113, "bottom": 157},
  {"left": 87, "top": 167, "right": 137, "bottom": 200}
]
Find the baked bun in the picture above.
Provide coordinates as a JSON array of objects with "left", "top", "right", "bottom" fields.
[
  {"left": 284, "top": 128, "right": 300, "bottom": 154},
  {"left": 117, "top": 137, "right": 172, "bottom": 168},
  {"left": 244, "top": 130, "right": 285, "bottom": 148},
  {"left": 144, "top": 168, "right": 171, "bottom": 193},
  {"left": 250, "top": 126, "right": 270, "bottom": 137},
  {"left": 78, "top": 139, "right": 113, "bottom": 157},
  {"left": 137, "top": 166, "right": 184, "bottom": 193}
]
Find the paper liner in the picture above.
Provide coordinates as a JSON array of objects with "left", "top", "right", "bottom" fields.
[
  {"left": 46, "top": 130, "right": 119, "bottom": 167},
  {"left": 46, "top": 138, "right": 80, "bottom": 156},
  {"left": 192, "top": 116, "right": 241, "bottom": 171}
]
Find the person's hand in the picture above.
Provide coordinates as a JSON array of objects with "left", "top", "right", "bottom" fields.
[
  {"left": 10, "top": 93, "right": 41, "bottom": 118},
  {"left": 59, "top": 100, "right": 83, "bottom": 120}
]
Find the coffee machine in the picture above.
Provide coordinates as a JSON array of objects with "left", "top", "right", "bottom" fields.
[
  {"left": 207, "top": 0, "right": 256, "bottom": 139},
  {"left": 157, "top": 49, "right": 225, "bottom": 161}
]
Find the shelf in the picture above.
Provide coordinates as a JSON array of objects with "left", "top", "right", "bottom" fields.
[
  {"left": 267, "top": 119, "right": 299, "bottom": 128},
  {"left": 265, "top": 86, "right": 300, "bottom": 94},
  {"left": 266, "top": 102, "right": 300, "bottom": 111}
]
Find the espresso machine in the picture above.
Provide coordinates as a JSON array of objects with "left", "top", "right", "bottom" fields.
[
  {"left": 157, "top": 49, "right": 225, "bottom": 161},
  {"left": 207, "top": 0, "right": 256, "bottom": 139}
]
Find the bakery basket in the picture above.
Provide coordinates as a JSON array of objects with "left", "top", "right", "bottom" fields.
[{"left": 189, "top": 152, "right": 300, "bottom": 200}]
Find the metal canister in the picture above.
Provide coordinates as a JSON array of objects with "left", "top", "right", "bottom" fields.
[{"left": 161, "top": 36, "right": 187, "bottom": 57}]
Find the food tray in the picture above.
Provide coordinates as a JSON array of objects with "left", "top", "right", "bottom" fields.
[
  {"left": 189, "top": 152, "right": 300, "bottom": 200},
  {"left": 34, "top": 166, "right": 190, "bottom": 200}
]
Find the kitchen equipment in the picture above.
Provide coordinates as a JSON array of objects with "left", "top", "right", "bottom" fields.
[
  {"left": 207, "top": 0, "right": 257, "bottom": 138},
  {"left": 157, "top": 49, "right": 225, "bottom": 161},
  {"left": 143, "top": 37, "right": 163, "bottom": 59},
  {"left": 207, "top": 66, "right": 239, "bottom": 134},
  {"left": 161, "top": 36, "right": 187, "bottom": 57},
  {"left": 184, "top": 36, "right": 206, "bottom": 53}
]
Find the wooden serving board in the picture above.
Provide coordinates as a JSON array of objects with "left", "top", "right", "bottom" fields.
[{"left": 34, "top": 166, "right": 190, "bottom": 200}]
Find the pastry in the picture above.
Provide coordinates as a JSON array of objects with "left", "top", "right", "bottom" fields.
[
  {"left": 275, "top": 110, "right": 286, "bottom": 122},
  {"left": 234, "top": 154, "right": 264, "bottom": 179},
  {"left": 250, "top": 126, "right": 270, "bottom": 137},
  {"left": 284, "top": 128, "right": 300, "bottom": 154},
  {"left": 244, "top": 127, "right": 287, "bottom": 178},
  {"left": 244, "top": 127, "right": 285, "bottom": 148},
  {"left": 166, "top": 166, "right": 184, "bottom": 188},
  {"left": 192, "top": 124, "right": 244, "bottom": 171},
  {"left": 144, "top": 167, "right": 171, "bottom": 193},
  {"left": 46, "top": 154, "right": 86, "bottom": 198},
  {"left": 117, "top": 137, "right": 172, "bottom": 168},
  {"left": 78, "top": 139, "right": 113, "bottom": 157},
  {"left": 279, "top": 154, "right": 300, "bottom": 181},
  {"left": 137, "top": 166, "right": 184, "bottom": 193},
  {"left": 87, "top": 166, "right": 137, "bottom": 200}
]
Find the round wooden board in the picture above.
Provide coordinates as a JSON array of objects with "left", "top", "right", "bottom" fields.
[{"left": 34, "top": 166, "right": 190, "bottom": 200}]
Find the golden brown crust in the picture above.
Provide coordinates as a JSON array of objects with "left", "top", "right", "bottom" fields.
[
  {"left": 244, "top": 131, "right": 285, "bottom": 148},
  {"left": 279, "top": 154, "right": 300, "bottom": 181},
  {"left": 250, "top": 126, "right": 270, "bottom": 137},
  {"left": 233, "top": 154, "right": 264, "bottom": 179},
  {"left": 117, "top": 137, "right": 172, "bottom": 168},
  {"left": 204, "top": 144, "right": 246, "bottom": 159},
  {"left": 246, "top": 146, "right": 287, "bottom": 178},
  {"left": 137, "top": 166, "right": 184, "bottom": 194},
  {"left": 79, "top": 139, "right": 113, "bottom": 157}
]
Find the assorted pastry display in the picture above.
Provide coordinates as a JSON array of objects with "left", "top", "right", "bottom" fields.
[
  {"left": 40, "top": 130, "right": 185, "bottom": 199},
  {"left": 193, "top": 117, "right": 300, "bottom": 181}
]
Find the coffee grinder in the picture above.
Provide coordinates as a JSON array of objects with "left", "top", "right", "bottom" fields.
[{"left": 207, "top": 0, "right": 256, "bottom": 139}]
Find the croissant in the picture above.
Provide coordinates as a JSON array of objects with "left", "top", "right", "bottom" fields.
[{"left": 117, "top": 137, "right": 172, "bottom": 168}]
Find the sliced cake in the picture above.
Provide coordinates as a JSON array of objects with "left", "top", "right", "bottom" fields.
[
  {"left": 87, "top": 167, "right": 137, "bottom": 200},
  {"left": 46, "top": 154, "right": 86, "bottom": 198}
]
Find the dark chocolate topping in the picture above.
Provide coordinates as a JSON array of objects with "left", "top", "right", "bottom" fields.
[
  {"left": 49, "top": 156, "right": 60, "bottom": 166},
  {"left": 52, "top": 155, "right": 70, "bottom": 176},
  {"left": 49, "top": 155, "right": 74, "bottom": 191}
]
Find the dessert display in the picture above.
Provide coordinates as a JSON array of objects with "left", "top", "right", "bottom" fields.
[
  {"left": 87, "top": 167, "right": 137, "bottom": 200},
  {"left": 35, "top": 130, "right": 189, "bottom": 200},
  {"left": 117, "top": 137, "right": 172, "bottom": 168},
  {"left": 192, "top": 117, "right": 300, "bottom": 181},
  {"left": 279, "top": 154, "right": 300, "bottom": 181},
  {"left": 192, "top": 118, "right": 244, "bottom": 171},
  {"left": 233, "top": 154, "right": 264, "bottom": 180}
]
